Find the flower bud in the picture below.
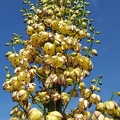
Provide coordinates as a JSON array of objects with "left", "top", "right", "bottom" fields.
[
  {"left": 17, "top": 90, "right": 29, "bottom": 101},
  {"left": 83, "top": 111, "right": 91, "bottom": 119},
  {"left": 86, "top": 11, "right": 91, "bottom": 14},
  {"left": 95, "top": 87, "right": 101, "bottom": 92},
  {"left": 12, "top": 91, "right": 19, "bottom": 102},
  {"left": 46, "top": 111, "right": 62, "bottom": 120},
  {"left": 28, "top": 108, "right": 42, "bottom": 120},
  {"left": 82, "top": 46, "right": 88, "bottom": 51},
  {"left": 79, "top": 82, "right": 86, "bottom": 89},
  {"left": 27, "top": 83, "right": 36, "bottom": 92},
  {"left": 98, "top": 75, "right": 103, "bottom": 79},
  {"left": 5, "top": 51, "right": 13, "bottom": 57},
  {"left": 113, "top": 107, "right": 120, "bottom": 118},
  {"left": 59, "top": 21, "right": 69, "bottom": 34},
  {"left": 43, "top": 42, "right": 55, "bottom": 55},
  {"left": 26, "top": 26, "right": 34, "bottom": 35},
  {"left": 90, "top": 85, "right": 96, "bottom": 91},
  {"left": 117, "top": 92, "right": 120, "bottom": 96},
  {"left": 104, "top": 101, "right": 118, "bottom": 115},
  {"left": 3, "top": 81, "right": 13, "bottom": 92},
  {"left": 51, "top": 90, "right": 60, "bottom": 102},
  {"left": 10, "top": 117, "right": 19, "bottom": 120},
  {"left": 86, "top": 40, "right": 91, "bottom": 44},
  {"left": 96, "top": 102, "right": 104, "bottom": 112},
  {"left": 78, "top": 98, "right": 89, "bottom": 111},
  {"left": 104, "top": 117, "right": 114, "bottom": 120},
  {"left": 86, "top": 33, "right": 91, "bottom": 39},
  {"left": 24, "top": 102, "right": 31, "bottom": 112},
  {"left": 82, "top": 22, "right": 87, "bottom": 29},
  {"left": 74, "top": 114, "right": 86, "bottom": 119},
  {"left": 10, "top": 106, "right": 22, "bottom": 117},
  {"left": 49, "top": 111, "right": 62, "bottom": 118},
  {"left": 61, "top": 92, "right": 70, "bottom": 104},
  {"left": 91, "top": 49, "right": 98, "bottom": 56},
  {"left": 5, "top": 43, "right": 10, "bottom": 46},
  {"left": 80, "top": 88, "right": 92, "bottom": 99},
  {"left": 96, "top": 40, "right": 101, "bottom": 44},
  {"left": 92, "top": 111, "right": 104, "bottom": 120},
  {"left": 96, "top": 31, "right": 100, "bottom": 34},
  {"left": 91, "top": 79, "right": 96, "bottom": 83},
  {"left": 90, "top": 94, "right": 101, "bottom": 104},
  {"left": 66, "top": 78, "right": 73, "bottom": 86},
  {"left": 37, "top": 92, "right": 50, "bottom": 103}
]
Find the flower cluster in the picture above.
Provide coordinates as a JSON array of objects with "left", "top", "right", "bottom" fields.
[{"left": 3, "top": 0, "right": 120, "bottom": 120}]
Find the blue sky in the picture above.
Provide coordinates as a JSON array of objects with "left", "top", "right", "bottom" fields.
[{"left": 0, "top": 0, "right": 120, "bottom": 119}]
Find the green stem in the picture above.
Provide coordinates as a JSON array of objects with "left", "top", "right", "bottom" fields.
[
  {"left": 11, "top": 42, "right": 16, "bottom": 53},
  {"left": 48, "top": 99, "right": 55, "bottom": 112},
  {"left": 18, "top": 104, "right": 28, "bottom": 114},
  {"left": 29, "top": 92, "right": 44, "bottom": 110},
  {"left": 82, "top": 0, "right": 86, "bottom": 19},
  {"left": 63, "top": 83, "right": 77, "bottom": 113},
  {"left": 53, "top": 0, "right": 56, "bottom": 19},
  {"left": 36, "top": 72, "right": 45, "bottom": 80},
  {"left": 94, "top": 79, "right": 99, "bottom": 86},
  {"left": 56, "top": 84, "right": 62, "bottom": 113},
  {"left": 44, "top": 105, "right": 46, "bottom": 120},
  {"left": 110, "top": 92, "right": 114, "bottom": 101},
  {"left": 62, "top": 86, "right": 67, "bottom": 93},
  {"left": 86, "top": 31, "right": 95, "bottom": 58},
  {"left": 64, "top": 0, "right": 67, "bottom": 19},
  {"left": 68, "top": 8, "right": 71, "bottom": 26}
]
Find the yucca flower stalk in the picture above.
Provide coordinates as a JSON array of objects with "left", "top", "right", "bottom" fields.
[{"left": 3, "top": 0, "right": 120, "bottom": 120}]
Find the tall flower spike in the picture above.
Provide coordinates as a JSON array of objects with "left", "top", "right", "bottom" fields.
[{"left": 4, "top": 0, "right": 117, "bottom": 120}]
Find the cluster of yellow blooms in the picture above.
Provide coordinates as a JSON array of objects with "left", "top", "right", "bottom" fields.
[{"left": 3, "top": 0, "right": 120, "bottom": 120}]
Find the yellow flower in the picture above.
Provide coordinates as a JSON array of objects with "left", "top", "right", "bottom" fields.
[
  {"left": 90, "top": 93, "right": 102, "bottom": 105},
  {"left": 17, "top": 89, "right": 29, "bottom": 101},
  {"left": 59, "top": 21, "right": 69, "bottom": 34},
  {"left": 80, "top": 56, "right": 93, "bottom": 71},
  {"left": 10, "top": 106, "right": 22, "bottom": 117},
  {"left": 36, "top": 92, "right": 50, "bottom": 103},
  {"left": 92, "top": 111, "right": 104, "bottom": 120},
  {"left": 7, "top": 53, "right": 18, "bottom": 63},
  {"left": 83, "top": 111, "right": 91, "bottom": 120},
  {"left": 46, "top": 111, "right": 62, "bottom": 120},
  {"left": 66, "top": 78, "right": 73, "bottom": 86},
  {"left": 53, "top": 56, "right": 64, "bottom": 68},
  {"left": 104, "top": 101, "right": 118, "bottom": 115},
  {"left": 61, "top": 92, "right": 70, "bottom": 104},
  {"left": 78, "top": 98, "right": 89, "bottom": 111},
  {"left": 26, "top": 25, "right": 34, "bottom": 35},
  {"left": 27, "top": 83, "right": 36, "bottom": 92},
  {"left": 3, "top": 81, "right": 13, "bottom": 92},
  {"left": 28, "top": 108, "right": 42, "bottom": 120},
  {"left": 17, "top": 70, "right": 31, "bottom": 83},
  {"left": 92, "top": 49, "right": 98, "bottom": 56},
  {"left": 43, "top": 42, "right": 55, "bottom": 55},
  {"left": 68, "top": 25, "right": 76, "bottom": 36},
  {"left": 10, "top": 117, "right": 19, "bottom": 120},
  {"left": 80, "top": 88, "right": 92, "bottom": 99},
  {"left": 44, "top": 54, "right": 53, "bottom": 65},
  {"left": 96, "top": 102, "right": 104, "bottom": 112},
  {"left": 9, "top": 76, "right": 21, "bottom": 90},
  {"left": 35, "top": 23, "right": 45, "bottom": 32},
  {"left": 51, "top": 20, "right": 59, "bottom": 30},
  {"left": 12, "top": 91, "right": 19, "bottom": 102},
  {"left": 44, "top": 18, "right": 53, "bottom": 27},
  {"left": 39, "top": 31, "right": 49, "bottom": 42}
]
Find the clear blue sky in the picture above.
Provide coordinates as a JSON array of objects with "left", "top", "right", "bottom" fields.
[{"left": 0, "top": 0, "right": 120, "bottom": 119}]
